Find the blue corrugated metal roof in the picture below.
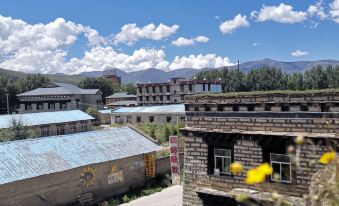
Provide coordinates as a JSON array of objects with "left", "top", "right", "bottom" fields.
[
  {"left": 99, "top": 110, "right": 112, "bottom": 114},
  {"left": 0, "top": 127, "right": 162, "bottom": 185},
  {"left": 0, "top": 110, "right": 94, "bottom": 129},
  {"left": 113, "top": 104, "right": 185, "bottom": 114}
]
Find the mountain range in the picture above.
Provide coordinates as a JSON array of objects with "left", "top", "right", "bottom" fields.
[{"left": 1, "top": 59, "right": 339, "bottom": 84}]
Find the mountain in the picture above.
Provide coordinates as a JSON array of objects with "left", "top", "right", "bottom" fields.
[{"left": 1, "top": 59, "right": 339, "bottom": 84}]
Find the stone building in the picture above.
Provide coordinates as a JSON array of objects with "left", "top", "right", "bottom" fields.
[
  {"left": 105, "top": 92, "right": 137, "bottom": 108},
  {"left": 136, "top": 77, "right": 222, "bottom": 106},
  {"left": 99, "top": 109, "right": 112, "bottom": 124},
  {"left": 103, "top": 69, "right": 121, "bottom": 85},
  {"left": 0, "top": 126, "right": 162, "bottom": 206},
  {"left": 0, "top": 110, "right": 94, "bottom": 137},
  {"left": 182, "top": 89, "right": 339, "bottom": 206},
  {"left": 17, "top": 82, "right": 103, "bottom": 113},
  {"left": 111, "top": 104, "right": 185, "bottom": 124}
]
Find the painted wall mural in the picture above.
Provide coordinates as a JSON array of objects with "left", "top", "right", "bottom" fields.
[
  {"left": 108, "top": 165, "right": 123, "bottom": 185},
  {"left": 80, "top": 166, "right": 97, "bottom": 187}
]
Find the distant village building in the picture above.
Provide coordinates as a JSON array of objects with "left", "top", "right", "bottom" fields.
[
  {"left": 17, "top": 82, "right": 103, "bottom": 113},
  {"left": 181, "top": 90, "right": 339, "bottom": 206},
  {"left": 0, "top": 127, "right": 162, "bottom": 206},
  {"left": 98, "top": 109, "right": 112, "bottom": 124},
  {"left": 105, "top": 92, "right": 138, "bottom": 108},
  {"left": 0, "top": 110, "right": 94, "bottom": 137},
  {"left": 103, "top": 69, "right": 121, "bottom": 85},
  {"left": 111, "top": 104, "right": 185, "bottom": 124},
  {"left": 136, "top": 77, "right": 222, "bottom": 106}
]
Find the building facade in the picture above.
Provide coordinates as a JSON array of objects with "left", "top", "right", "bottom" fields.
[
  {"left": 103, "top": 69, "right": 121, "bottom": 85},
  {"left": 111, "top": 104, "right": 185, "bottom": 124},
  {"left": 105, "top": 92, "right": 138, "bottom": 108},
  {"left": 136, "top": 77, "right": 222, "bottom": 106},
  {"left": 0, "top": 110, "right": 94, "bottom": 137},
  {"left": 17, "top": 82, "right": 103, "bottom": 113},
  {"left": 182, "top": 90, "right": 339, "bottom": 206},
  {"left": 0, "top": 127, "right": 162, "bottom": 206}
]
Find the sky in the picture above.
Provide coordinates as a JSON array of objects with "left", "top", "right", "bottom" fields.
[{"left": 0, "top": 0, "right": 338, "bottom": 74}]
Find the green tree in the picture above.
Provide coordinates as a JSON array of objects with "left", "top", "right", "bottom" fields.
[
  {"left": 86, "top": 106, "right": 100, "bottom": 121},
  {"left": 287, "top": 72, "right": 304, "bottom": 90},
  {"left": 0, "top": 117, "right": 36, "bottom": 142}
]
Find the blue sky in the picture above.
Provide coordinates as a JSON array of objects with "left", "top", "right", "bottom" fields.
[{"left": 0, "top": 0, "right": 338, "bottom": 74}]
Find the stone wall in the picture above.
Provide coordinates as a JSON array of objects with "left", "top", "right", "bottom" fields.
[
  {"left": 111, "top": 113, "right": 185, "bottom": 124},
  {"left": 33, "top": 120, "right": 93, "bottom": 137},
  {"left": 0, "top": 155, "right": 146, "bottom": 206}
]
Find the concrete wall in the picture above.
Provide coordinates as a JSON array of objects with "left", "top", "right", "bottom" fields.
[
  {"left": 33, "top": 120, "right": 92, "bottom": 137},
  {"left": 0, "top": 155, "right": 146, "bottom": 206}
]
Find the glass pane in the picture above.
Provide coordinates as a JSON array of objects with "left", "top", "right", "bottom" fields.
[
  {"left": 215, "top": 157, "right": 223, "bottom": 171},
  {"left": 271, "top": 163, "right": 281, "bottom": 181},
  {"left": 215, "top": 149, "right": 231, "bottom": 157},
  {"left": 223, "top": 158, "right": 231, "bottom": 173},
  {"left": 271, "top": 153, "right": 291, "bottom": 163},
  {"left": 281, "top": 163, "right": 291, "bottom": 182}
]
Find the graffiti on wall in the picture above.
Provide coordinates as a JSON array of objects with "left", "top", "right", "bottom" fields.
[
  {"left": 108, "top": 165, "right": 123, "bottom": 184},
  {"left": 80, "top": 166, "right": 97, "bottom": 187}
]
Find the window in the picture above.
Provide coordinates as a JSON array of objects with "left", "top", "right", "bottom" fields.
[
  {"left": 208, "top": 84, "right": 211, "bottom": 91},
  {"left": 139, "top": 96, "right": 143, "bottom": 101},
  {"left": 180, "top": 85, "right": 184, "bottom": 92},
  {"left": 61, "top": 103, "right": 67, "bottom": 109},
  {"left": 160, "top": 96, "right": 164, "bottom": 101},
  {"left": 300, "top": 105, "right": 308, "bottom": 111},
  {"left": 152, "top": 86, "right": 156, "bottom": 93},
  {"left": 180, "top": 117, "right": 185, "bottom": 122},
  {"left": 136, "top": 116, "right": 141, "bottom": 123},
  {"left": 49, "top": 103, "right": 55, "bottom": 110},
  {"left": 181, "top": 95, "right": 185, "bottom": 101},
  {"left": 81, "top": 123, "right": 88, "bottom": 132},
  {"left": 166, "top": 116, "right": 172, "bottom": 123},
  {"left": 37, "top": 103, "right": 43, "bottom": 110},
  {"left": 203, "top": 84, "right": 206, "bottom": 91},
  {"left": 138, "top": 87, "right": 142, "bottom": 93},
  {"left": 96, "top": 100, "right": 102, "bottom": 106},
  {"left": 149, "top": 116, "right": 154, "bottom": 123},
  {"left": 248, "top": 105, "right": 255, "bottom": 111},
  {"left": 174, "top": 90, "right": 177, "bottom": 94},
  {"left": 115, "top": 116, "right": 122, "bottom": 124},
  {"left": 146, "top": 87, "right": 149, "bottom": 93},
  {"left": 57, "top": 125, "right": 65, "bottom": 135},
  {"left": 232, "top": 105, "right": 239, "bottom": 111},
  {"left": 281, "top": 105, "right": 290, "bottom": 112},
  {"left": 69, "top": 123, "right": 76, "bottom": 133},
  {"left": 127, "top": 116, "right": 132, "bottom": 123},
  {"left": 189, "top": 84, "right": 193, "bottom": 92},
  {"left": 166, "top": 95, "right": 170, "bottom": 101},
  {"left": 41, "top": 127, "right": 49, "bottom": 136},
  {"left": 270, "top": 153, "right": 292, "bottom": 183},
  {"left": 264, "top": 105, "right": 271, "bottom": 111},
  {"left": 153, "top": 96, "right": 156, "bottom": 101},
  {"left": 159, "top": 86, "right": 163, "bottom": 93},
  {"left": 146, "top": 96, "right": 149, "bottom": 101},
  {"left": 218, "top": 105, "right": 224, "bottom": 112},
  {"left": 214, "top": 149, "right": 231, "bottom": 175},
  {"left": 26, "top": 104, "right": 32, "bottom": 110},
  {"left": 166, "top": 85, "right": 170, "bottom": 93}
]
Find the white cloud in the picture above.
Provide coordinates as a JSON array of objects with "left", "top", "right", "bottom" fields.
[
  {"left": 171, "top": 35, "right": 209, "bottom": 47},
  {"left": 330, "top": 0, "right": 339, "bottom": 23},
  {"left": 251, "top": 3, "right": 307, "bottom": 24},
  {"left": 308, "top": 1, "right": 327, "bottom": 20},
  {"left": 214, "top": 16, "right": 220, "bottom": 19},
  {"left": 252, "top": 42, "right": 259, "bottom": 47},
  {"left": 291, "top": 49, "right": 309, "bottom": 57},
  {"left": 114, "top": 23, "right": 179, "bottom": 46},
  {"left": 219, "top": 14, "right": 249, "bottom": 34},
  {"left": 169, "top": 54, "right": 233, "bottom": 70}
]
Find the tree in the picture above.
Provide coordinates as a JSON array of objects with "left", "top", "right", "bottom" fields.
[
  {"left": 120, "top": 83, "right": 137, "bottom": 95},
  {"left": 0, "top": 117, "right": 36, "bottom": 142},
  {"left": 86, "top": 106, "right": 100, "bottom": 121}
]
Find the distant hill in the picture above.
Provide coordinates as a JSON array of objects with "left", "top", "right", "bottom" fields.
[{"left": 1, "top": 59, "right": 339, "bottom": 84}]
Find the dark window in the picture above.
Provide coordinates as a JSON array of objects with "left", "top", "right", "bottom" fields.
[
  {"left": 270, "top": 153, "right": 292, "bottom": 183},
  {"left": 167, "top": 95, "right": 170, "bottom": 101},
  {"left": 321, "top": 104, "right": 329, "bottom": 112},
  {"left": 174, "top": 90, "right": 177, "bottom": 94},
  {"left": 174, "top": 99, "right": 177, "bottom": 103},
  {"left": 206, "top": 106, "right": 211, "bottom": 111},
  {"left": 75, "top": 99, "right": 80, "bottom": 109},
  {"left": 166, "top": 85, "right": 170, "bottom": 92},
  {"left": 265, "top": 105, "right": 271, "bottom": 111},
  {"left": 138, "top": 87, "right": 142, "bottom": 93},
  {"left": 207, "top": 137, "right": 234, "bottom": 176},
  {"left": 159, "top": 86, "right": 163, "bottom": 93},
  {"left": 180, "top": 85, "right": 184, "bottom": 92},
  {"left": 57, "top": 125, "right": 65, "bottom": 135},
  {"left": 153, "top": 96, "right": 156, "bottom": 101},
  {"left": 180, "top": 117, "right": 185, "bottom": 122},
  {"left": 248, "top": 105, "right": 255, "bottom": 111},
  {"left": 181, "top": 95, "right": 185, "bottom": 101},
  {"left": 61, "top": 102, "right": 67, "bottom": 109},
  {"left": 166, "top": 116, "right": 172, "bottom": 123},
  {"left": 203, "top": 84, "right": 206, "bottom": 91},
  {"left": 281, "top": 105, "right": 290, "bottom": 112},
  {"left": 232, "top": 105, "right": 239, "bottom": 111},
  {"left": 37, "top": 103, "right": 43, "bottom": 110},
  {"left": 25, "top": 104, "right": 32, "bottom": 110},
  {"left": 300, "top": 105, "right": 308, "bottom": 111},
  {"left": 41, "top": 127, "right": 49, "bottom": 136},
  {"left": 149, "top": 116, "right": 154, "bottom": 123},
  {"left": 152, "top": 86, "right": 156, "bottom": 93},
  {"left": 146, "top": 96, "right": 149, "bottom": 101},
  {"left": 208, "top": 84, "right": 211, "bottom": 91},
  {"left": 81, "top": 123, "right": 87, "bottom": 132},
  {"left": 48, "top": 103, "right": 55, "bottom": 109},
  {"left": 189, "top": 84, "right": 193, "bottom": 92},
  {"left": 173, "top": 80, "right": 177, "bottom": 84},
  {"left": 195, "top": 107, "right": 199, "bottom": 111},
  {"left": 218, "top": 105, "right": 224, "bottom": 111},
  {"left": 127, "top": 116, "right": 132, "bottom": 123},
  {"left": 69, "top": 124, "right": 76, "bottom": 133},
  {"left": 139, "top": 96, "right": 143, "bottom": 101},
  {"left": 136, "top": 116, "right": 141, "bottom": 123},
  {"left": 213, "top": 149, "right": 232, "bottom": 175},
  {"left": 160, "top": 96, "right": 164, "bottom": 101},
  {"left": 146, "top": 87, "right": 149, "bottom": 93}
]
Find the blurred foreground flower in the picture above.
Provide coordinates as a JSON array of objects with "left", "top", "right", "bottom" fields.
[
  {"left": 295, "top": 135, "right": 304, "bottom": 144},
  {"left": 245, "top": 163, "right": 272, "bottom": 185},
  {"left": 319, "top": 152, "right": 336, "bottom": 164},
  {"left": 230, "top": 162, "right": 243, "bottom": 174}
]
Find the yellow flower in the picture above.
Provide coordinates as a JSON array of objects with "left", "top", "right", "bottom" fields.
[
  {"left": 319, "top": 152, "right": 336, "bottom": 164},
  {"left": 245, "top": 168, "right": 266, "bottom": 185},
  {"left": 257, "top": 163, "right": 273, "bottom": 175},
  {"left": 235, "top": 193, "right": 249, "bottom": 203},
  {"left": 295, "top": 135, "right": 304, "bottom": 144},
  {"left": 230, "top": 162, "right": 243, "bottom": 174}
]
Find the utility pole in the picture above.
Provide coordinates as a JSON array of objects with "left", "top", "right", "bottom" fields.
[
  {"left": 237, "top": 60, "right": 240, "bottom": 72},
  {"left": 6, "top": 94, "right": 9, "bottom": 114}
]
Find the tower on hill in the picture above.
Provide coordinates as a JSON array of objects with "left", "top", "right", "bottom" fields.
[{"left": 103, "top": 69, "right": 121, "bottom": 85}]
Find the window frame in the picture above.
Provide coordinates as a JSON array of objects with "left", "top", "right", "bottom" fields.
[
  {"left": 214, "top": 148, "right": 232, "bottom": 175},
  {"left": 270, "top": 153, "right": 292, "bottom": 183}
]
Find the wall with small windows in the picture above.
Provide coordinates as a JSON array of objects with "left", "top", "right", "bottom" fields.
[{"left": 111, "top": 113, "right": 185, "bottom": 124}]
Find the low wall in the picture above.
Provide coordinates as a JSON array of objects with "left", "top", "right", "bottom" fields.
[{"left": 156, "top": 153, "right": 184, "bottom": 176}]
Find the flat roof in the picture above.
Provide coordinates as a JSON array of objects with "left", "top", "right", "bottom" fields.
[
  {"left": 0, "top": 126, "right": 162, "bottom": 185},
  {"left": 112, "top": 104, "right": 185, "bottom": 114},
  {"left": 0, "top": 110, "right": 94, "bottom": 129},
  {"left": 106, "top": 92, "right": 137, "bottom": 99}
]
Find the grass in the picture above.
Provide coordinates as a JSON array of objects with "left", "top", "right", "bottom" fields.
[{"left": 98, "top": 182, "right": 170, "bottom": 206}]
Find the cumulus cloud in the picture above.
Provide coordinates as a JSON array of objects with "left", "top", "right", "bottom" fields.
[
  {"left": 251, "top": 3, "right": 307, "bottom": 24},
  {"left": 291, "top": 49, "right": 309, "bottom": 57},
  {"left": 171, "top": 35, "right": 209, "bottom": 46},
  {"left": 114, "top": 23, "right": 179, "bottom": 46},
  {"left": 169, "top": 54, "right": 233, "bottom": 70},
  {"left": 219, "top": 14, "right": 249, "bottom": 34},
  {"left": 252, "top": 42, "right": 259, "bottom": 47},
  {"left": 330, "top": 0, "right": 339, "bottom": 23},
  {"left": 308, "top": 1, "right": 327, "bottom": 20}
]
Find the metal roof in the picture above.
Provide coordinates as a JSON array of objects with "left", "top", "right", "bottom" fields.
[
  {"left": 113, "top": 104, "right": 185, "bottom": 114},
  {"left": 0, "top": 126, "right": 162, "bottom": 185},
  {"left": 17, "top": 82, "right": 102, "bottom": 96},
  {"left": 106, "top": 92, "right": 137, "bottom": 99},
  {"left": 0, "top": 110, "right": 94, "bottom": 129},
  {"left": 99, "top": 110, "right": 112, "bottom": 114}
]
